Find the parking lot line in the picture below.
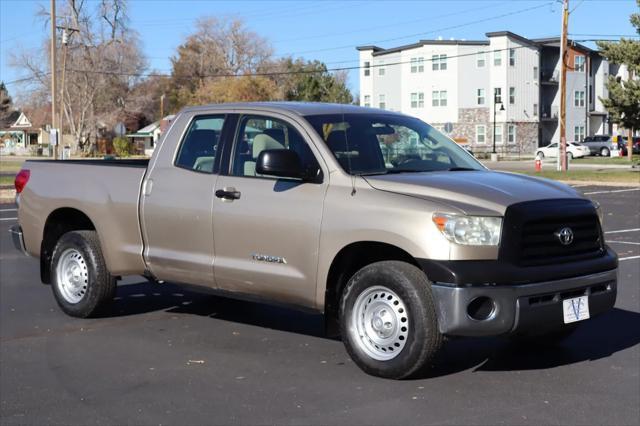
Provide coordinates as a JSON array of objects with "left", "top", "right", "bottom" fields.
[
  {"left": 0, "top": 208, "right": 17, "bottom": 212},
  {"left": 0, "top": 217, "right": 17, "bottom": 221},
  {"left": 583, "top": 188, "right": 640, "bottom": 195},
  {"left": 608, "top": 241, "right": 640, "bottom": 246},
  {"left": 619, "top": 255, "right": 640, "bottom": 261},
  {"left": 605, "top": 228, "right": 640, "bottom": 234}
]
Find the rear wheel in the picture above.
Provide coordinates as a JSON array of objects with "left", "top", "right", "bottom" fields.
[
  {"left": 340, "top": 261, "right": 443, "bottom": 379},
  {"left": 600, "top": 147, "right": 610, "bottom": 157},
  {"left": 51, "top": 231, "right": 116, "bottom": 318}
]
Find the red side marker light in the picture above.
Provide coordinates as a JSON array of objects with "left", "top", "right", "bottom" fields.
[{"left": 15, "top": 169, "right": 30, "bottom": 194}]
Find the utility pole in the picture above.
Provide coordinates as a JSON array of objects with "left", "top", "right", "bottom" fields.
[
  {"left": 160, "top": 94, "right": 165, "bottom": 120},
  {"left": 57, "top": 21, "right": 78, "bottom": 159},
  {"left": 558, "top": 0, "right": 569, "bottom": 171},
  {"left": 50, "top": 0, "right": 58, "bottom": 159}
]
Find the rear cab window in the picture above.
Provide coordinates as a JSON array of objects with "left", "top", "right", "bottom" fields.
[{"left": 175, "top": 115, "right": 226, "bottom": 173}]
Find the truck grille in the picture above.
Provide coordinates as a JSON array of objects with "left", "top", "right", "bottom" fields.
[
  {"left": 519, "top": 215, "right": 603, "bottom": 266},
  {"left": 500, "top": 199, "right": 605, "bottom": 267}
]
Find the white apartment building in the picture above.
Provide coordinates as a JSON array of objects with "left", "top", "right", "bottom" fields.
[{"left": 358, "top": 31, "right": 616, "bottom": 155}]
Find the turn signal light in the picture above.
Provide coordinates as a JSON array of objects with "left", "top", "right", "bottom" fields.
[{"left": 14, "top": 169, "right": 30, "bottom": 194}]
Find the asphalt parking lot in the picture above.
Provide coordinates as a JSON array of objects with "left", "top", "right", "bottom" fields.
[{"left": 1, "top": 186, "right": 639, "bottom": 426}]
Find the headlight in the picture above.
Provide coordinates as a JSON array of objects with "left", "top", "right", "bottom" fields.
[{"left": 432, "top": 213, "right": 502, "bottom": 246}]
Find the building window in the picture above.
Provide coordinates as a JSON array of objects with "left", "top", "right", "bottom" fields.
[
  {"left": 432, "top": 54, "right": 447, "bottom": 71},
  {"left": 432, "top": 91, "right": 447, "bottom": 107},
  {"left": 575, "top": 55, "right": 585, "bottom": 72},
  {"left": 477, "top": 52, "right": 486, "bottom": 68},
  {"left": 509, "top": 87, "right": 515, "bottom": 104},
  {"left": 411, "top": 57, "right": 424, "bottom": 73},
  {"left": 534, "top": 66, "right": 538, "bottom": 81},
  {"left": 410, "top": 92, "right": 424, "bottom": 108},
  {"left": 494, "top": 50, "right": 502, "bottom": 66},
  {"left": 495, "top": 124, "right": 503, "bottom": 144},
  {"left": 509, "top": 48, "right": 516, "bottom": 66},
  {"left": 379, "top": 94, "right": 386, "bottom": 110},
  {"left": 364, "top": 61, "right": 370, "bottom": 77},
  {"left": 477, "top": 88, "right": 485, "bottom": 105},
  {"left": 574, "top": 90, "right": 585, "bottom": 107},
  {"left": 533, "top": 103, "right": 538, "bottom": 117},
  {"left": 575, "top": 125, "right": 585, "bottom": 142},
  {"left": 363, "top": 95, "right": 371, "bottom": 108},
  {"left": 494, "top": 87, "right": 502, "bottom": 104},
  {"left": 476, "top": 125, "right": 486, "bottom": 144},
  {"left": 508, "top": 124, "right": 516, "bottom": 144},
  {"left": 378, "top": 61, "right": 385, "bottom": 76}
]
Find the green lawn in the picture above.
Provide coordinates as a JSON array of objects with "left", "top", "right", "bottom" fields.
[
  {"left": 0, "top": 175, "right": 15, "bottom": 186},
  {"left": 0, "top": 159, "right": 25, "bottom": 174},
  {"left": 575, "top": 156, "right": 639, "bottom": 166},
  {"left": 519, "top": 169, "right": 640, "bottom": 184}
]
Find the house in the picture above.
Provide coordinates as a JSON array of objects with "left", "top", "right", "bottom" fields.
[
  {"left": 357, "top": 31, "right": 620, "bottom": 155},
  {"left": 126, "top": 114, "right": 175, "bottom": 156},
  {"left": 0, "top": 110, "right": 51, "bottom": 155}
]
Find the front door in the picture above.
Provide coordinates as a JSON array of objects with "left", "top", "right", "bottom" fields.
[
  {"left": 141, "top": 114, "right": 229, "bottom": 286},
  {"left": 212, "top": 114, "right": 327, "bottom": 308}
]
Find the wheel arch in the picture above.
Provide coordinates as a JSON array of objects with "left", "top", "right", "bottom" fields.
[
  {"left": 40, "top": 208, "right": 96, "bottom": 284},
  {"left": 323, "top": 241, "right": 420, "bottom": 337}
]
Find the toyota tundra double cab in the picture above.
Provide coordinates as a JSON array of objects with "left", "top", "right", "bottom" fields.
[{"left": 10, "top": 102, "right": 617, "bottom": 379}]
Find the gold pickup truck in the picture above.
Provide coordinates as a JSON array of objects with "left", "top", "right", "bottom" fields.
[{"left": 10, "top": 102, "right": 618, "bottom": 379}]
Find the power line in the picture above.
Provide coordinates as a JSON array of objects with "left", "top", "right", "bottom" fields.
[
  {"left": 61, "top": 44, "right": 535, "bottom": 80},
  {"left": 282, "top": 2, "right": 553, "bottom": 56}
]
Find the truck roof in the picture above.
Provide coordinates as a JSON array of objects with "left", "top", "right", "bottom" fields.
[{"left": 180, "top": 102, "right": 403, "bottom": 117}]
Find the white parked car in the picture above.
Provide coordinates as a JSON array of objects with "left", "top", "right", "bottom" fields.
[{"left": 535, "top": 142, "right": 588, "bottom": 159}]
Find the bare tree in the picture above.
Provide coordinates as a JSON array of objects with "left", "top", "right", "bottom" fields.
[{"left": 10, "top": 0, "right": 147, "bottom": 151}]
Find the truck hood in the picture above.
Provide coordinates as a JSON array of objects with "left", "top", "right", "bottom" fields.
[{"left": 364, "top": 170, "right": 583, "bottom": 215}]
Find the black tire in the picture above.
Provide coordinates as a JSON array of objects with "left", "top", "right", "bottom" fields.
[
  {"left": 567, "top": 152, "right": 574, "bottom": 160},
  {"left": 600, "top": 147, "right": 610, "bottom": 157},
  {"left": 51, "top": 231, "right": 116, "bottom": 318},
  {"left": 339, "top": 261, "right": 443, "bottom": 379},
  {"left": 536, "top": 151, "right": 544, "bottom": 159}
]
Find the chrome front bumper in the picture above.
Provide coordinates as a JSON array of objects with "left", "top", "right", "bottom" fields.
[
  {"left": 431, "top": 268, "right": 618, "bottom": 337},
  {"left": 9, "top": 225, "right": 29, "bottom": 256}
]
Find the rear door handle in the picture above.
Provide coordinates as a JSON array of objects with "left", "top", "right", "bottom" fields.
[{"left": 215, "top": 187, "right": 241, "bottom": 200}]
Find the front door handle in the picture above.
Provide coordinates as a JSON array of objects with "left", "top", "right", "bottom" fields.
[{"left": 215, "top": 187, "right": 241, "bottom": 200}]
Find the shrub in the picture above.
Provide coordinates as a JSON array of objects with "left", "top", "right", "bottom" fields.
[{"left": 113, "top": 137, "right": 132, "bottom": 158}]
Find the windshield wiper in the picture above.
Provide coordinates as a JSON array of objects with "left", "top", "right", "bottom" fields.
[
  {"left": 384, "top": 169, "right": 430, "bottom": 174},
  {"left": 446, "top": 167, "right": 477, "bottom": 171}
]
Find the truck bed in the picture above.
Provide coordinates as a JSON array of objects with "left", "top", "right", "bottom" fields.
[{"left": 18, "top": 159, "right": 148, "bottom": 276}]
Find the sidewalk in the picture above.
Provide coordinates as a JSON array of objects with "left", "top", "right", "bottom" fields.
[{"left": 482, "top": 159, "right": 633, "bottom": 171}]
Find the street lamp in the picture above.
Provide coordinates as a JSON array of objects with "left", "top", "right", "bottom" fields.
[{"left": 492, "top": 94, "right": 505, "bottom": 154}]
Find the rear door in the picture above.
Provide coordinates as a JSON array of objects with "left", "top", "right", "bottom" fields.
[
  {"left": 212, "top": 113, "right": 328, "bottom": 307},
  {"left": 141, "top": 113, "right": 235, "bottom": 286}
]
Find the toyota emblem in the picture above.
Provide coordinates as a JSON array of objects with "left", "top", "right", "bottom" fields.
[{"left": 555, "top": 227, "right": 574, "bottom": 246}]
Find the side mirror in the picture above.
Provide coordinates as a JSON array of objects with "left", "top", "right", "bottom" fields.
[{"left": 256, "top": 149, "right": 305, "bottom": 180}]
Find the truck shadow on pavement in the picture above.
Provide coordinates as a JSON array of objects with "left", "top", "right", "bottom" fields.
[{"left": 105, "top": 281, "right": 640, "bottom": 377}]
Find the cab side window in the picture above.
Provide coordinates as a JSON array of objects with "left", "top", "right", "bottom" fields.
[
  {"left": 175, "top": 115, "right": 225, "bottom": 173},
  {"left": 232, "top": 115, "right": 320, "bottom": 178}
]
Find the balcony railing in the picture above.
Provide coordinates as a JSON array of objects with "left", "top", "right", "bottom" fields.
[
  {"left": 541, "top": 70, "right": 560, "bottom": 84},
  {"left": 541, "top": 105, "right": 559, "bottom": 120}
]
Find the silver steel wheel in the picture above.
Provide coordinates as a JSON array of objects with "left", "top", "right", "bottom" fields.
[
  {"left": 350, "top": 285, "right": 409, "bottom": 361},
  {"left": 56, "top": 248, "right": 89, "bottom": 304}
]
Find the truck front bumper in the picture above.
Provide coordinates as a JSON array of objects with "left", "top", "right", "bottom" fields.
[
  {"left": 9, "top": 225, "right": 29, "bottom": 256},
  {"left": 419, "top": 250, "right": 618, "bottom": 337}
]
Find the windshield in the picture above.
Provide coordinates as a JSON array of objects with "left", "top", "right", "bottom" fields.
[{"left": 305, "top": 113, "right": 484, "bottom": 175}]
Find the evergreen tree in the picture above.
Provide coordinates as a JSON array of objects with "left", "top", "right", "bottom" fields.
[{"left": 597, "top": 0, "right": 640, "bottom": 160}]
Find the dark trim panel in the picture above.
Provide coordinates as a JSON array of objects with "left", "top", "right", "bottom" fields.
[
  {"left": 25, "top": 159, "right": 149, "bottom": 168},
  {"left": 418, "top": 246, "right": 618, "bottom": 287}
]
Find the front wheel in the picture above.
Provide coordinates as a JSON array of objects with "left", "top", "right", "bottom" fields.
[
  {"left": 51, "top": 231, "right": 116, "bottom": 318},
  {"left": 340, "top": 261, "right": 443, "bottom": 379},
  {"left": 600, "top": 147, "right": 610, "bottom": 157},
  {"left": 536, "top": 151, "right": 545, "bottom": 159}
]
